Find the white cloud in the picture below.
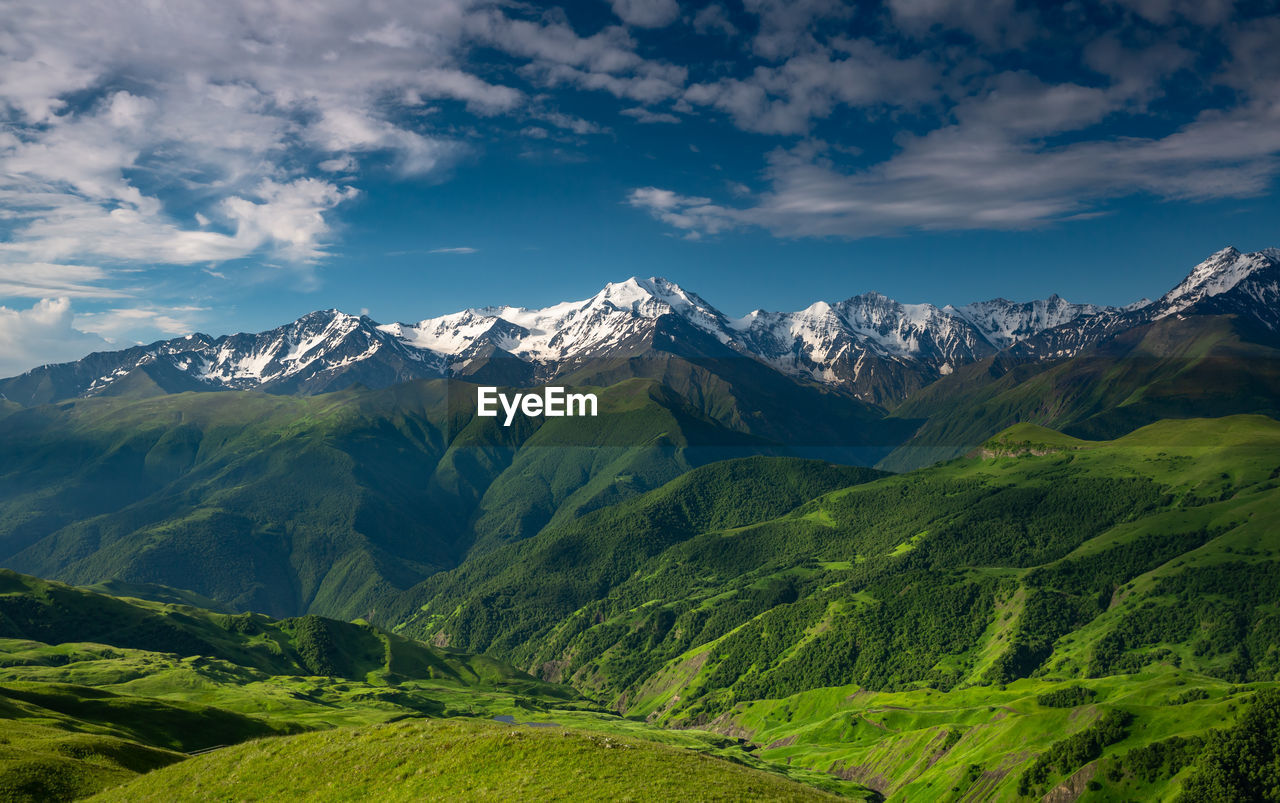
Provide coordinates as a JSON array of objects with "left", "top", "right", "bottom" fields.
[
  {"left": 631, "top": 91, "right": 1280, "bottom": 239},
  {"left": 610, "top": 0, "right": 680, "bottom": 28},
  {"left": 318, "top": 155, "right": 358, "bottom": 173},
  {"left": 741, "top": 0, "right": 854, "bottom": 60},
  {"left": 683, "top": 41, "right": 938, "bottom": 134},
  {"left": 0, "top": 263, "right": 127, "bottom": 299},
  {"left": 627, "top": 187, "right": 737, "bottom": 237},
  {"left": 0, "top": 176, "right": 358, "bottom": 271},
  {"left": 472, "top": 11, "right": 687, "bottom": 103},
  {"left": 0, "top": 298, "right": 110, "bottom": 377},
  {"left": 222, "top": 179, "right": 361, "bottom": 264},
  {"left": 75, "top": 304, "right": 207, "bottom": 342},
  {"left": 533, "top": 62, "right": 688, "bottom": 103},
  {"left": 472, "top": 13, "right": 645, "bottom": 73},
  {"left": 428, "top": 246, "right": 478, "bottom": 254},
  {"left": 887, "top": 0, "right": 1037, "bottom": 48},
  {"left": 411, "top": 68, "right": 524, "bottom": 114},
  {"left": 621, "top": 107, "right": 681, "bottom": 124},
  {"left": 0, "top": 0, "right": 705, "bottom": 318},
  {"left": 0, "top": 0, "right": 536, "bottom": 302},
  {"left": 692, "top": 5, "right": 738, "bottom": 37},
  {"left": 536, "top": 111, "right": 610, "bottom": 135},
  {"left": 0, "top": 0, "right": 1276, "bottom": 307}
]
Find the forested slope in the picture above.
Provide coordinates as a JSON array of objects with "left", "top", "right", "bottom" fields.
[{"left": 391, "top": 416, "right": 1280, "bottom": 800}]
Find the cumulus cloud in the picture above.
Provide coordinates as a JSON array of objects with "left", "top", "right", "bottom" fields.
[
  {"left": 741, "top": 0, "right": 854, "bottom": 60},
  {"left": 75, "top": 305, "right": 208, "bottom": 343},
  {"left": 0, "top": 298, "right": 110, "bottom": 377},
  {"left": 610, "top": 0, "right": 680, "bottom": 28},
  {"left": 692, "top": 4, "right": 738, "bottom": 36},
  {"left": 471, "top": 12, "right": 687, "bottom": 103},
  {"left": 630, "top": 3, "right": 1280, "bottom": 239},
  {"left": 627, "top": 187, "right": 738, "bottom": 239},
  {"left": 0, "top": 0, "right": 680, "bottom": 367},
  {"left": 887, "top": 0, "right": 1037, "bottom": 48},
  {"left": 222, "top": 179, "right": 361, "bottom": 264},
  {"left": 0, "top": 0, "right": 510, "bottom": 300}
]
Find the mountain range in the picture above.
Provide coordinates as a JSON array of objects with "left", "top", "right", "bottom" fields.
[
  {"left": 2, "top": 246, "right": 1280, "bottom": 801},
  {"left": 0, "top": 244, "right": 1277, "bottom": 621},
  {"left": 4, "top": 246, "right": 1276, "bottom": 409}
]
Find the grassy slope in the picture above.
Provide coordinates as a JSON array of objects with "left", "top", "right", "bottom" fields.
[
  {"left": 723, "top": 669, "right": 1273, "bottom": 802},
  {"left": 0, "top": 377, "right": 775, "bottom": 621},
  {"left": 390, "top": 457, "right": 888, "bottom": 661},
  {"left": 0, "top": 571, "right": 875, "bottom": 801},
  {"left": 0, "top": 717, "right": 182, "bottom": 803},
  {"left": 403, "top": 415, "right": 1279, "bottom": 801},
  {"left": 91, "top": 718, "right": 843, "bottom": 803},
  {"left": 0, "top": 361, "right": 899, "bottom": 622},
  {"left": 880, "top": 314, "right": 1280, "bottom": 472},
  {"left": 0, "top": 385, "right": 461, "bottom": 620}
]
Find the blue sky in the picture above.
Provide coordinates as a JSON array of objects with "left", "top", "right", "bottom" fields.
[{"left": 1, "top": 0, "right": 1279, "bottom": 375}]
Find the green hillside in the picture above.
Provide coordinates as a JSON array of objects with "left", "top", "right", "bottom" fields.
[
  {"left": 390, "top": 456, "right": 888, "bottom": 662},
  {"left": 91, "top": 718, "right": 844, "bottom": 803},
  {"left": 881, "top": 314, "right": 1280, "bottom": 471},
  {"left": 0, "top": 366, "right": 894, "bottom": 621},
  {"left": 716, "top": 673, "right": 1280, "bottom": 801},
  {"left": 0, "top": 572, "right": 879, "bottom": 801},
  {"left": 388, "top": 415, "right": 1280, "bottom": 800},
  {"left": 0, "top": 570, "right": 592, "bottom": 800},
  {"left": 3, "top": 377, "right": 1279, "bottom": 800}
]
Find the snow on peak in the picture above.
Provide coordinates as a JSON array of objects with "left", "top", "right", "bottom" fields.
[
  {"left": 950, "top": 295, "right": 1108, "bottom": 350},
  {"left": 800, "top": 300, "right": 834, "bottom": 317},
  {"left": 1158, "top": 246, "right": 1278, "bottom": 315},
  {"left": 382, "top": 309, "right": 508, "bottom": 356},
  {"left": 32, "top": 247, "right": 1280, "bottom": 402},
  {"left": 591, "top": 276, "right": 721, "bottom": 323},
  {"left": 384, "top": 276, "right": 730, "bottom": 364},
  {"left": 594, "top": 277, "right": 662, "bottom": 310}
]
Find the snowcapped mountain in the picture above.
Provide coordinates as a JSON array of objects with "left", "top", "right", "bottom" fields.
[
  {"left": 995, "top": 246, "right": 1280, "bottom": 367},
  {"left": 161, "top": 309, "right": 445, "bottom": 391},
  {"left": 1149, "top": 246, "right": 1280, "bottom": 331},
  {"left": 1155, "top": 246, "right": 1280, "bottom": 316},
  {"left": 947, "top": 296, "right": 1113, "bottom": 350},
  {"left": 385, "top": 278, "right": 731, "bottom": 369},
  {"left": 726, "top": 293, "right": 1000, "bottom": 404},
  {"left": 0, "top": 310, "right": 442, "bottom": 406},
  {"left": 1, "top": 247, "right": 1275, "bottom": 408}
]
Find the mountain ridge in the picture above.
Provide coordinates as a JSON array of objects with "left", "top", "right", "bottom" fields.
[{"left": 1, "top": 246, "right": 1276, "bottom": 409}]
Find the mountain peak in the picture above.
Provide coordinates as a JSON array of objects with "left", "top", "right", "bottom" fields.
[
  {"left": 853, "top": 291, "right": 891, "bottom": 302},
  {"left": 593, "top": 276, "right": 709, "bottom": 316},
  {"left": 1158, "top": 246, "right": 1278, "bottom": 314}
]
